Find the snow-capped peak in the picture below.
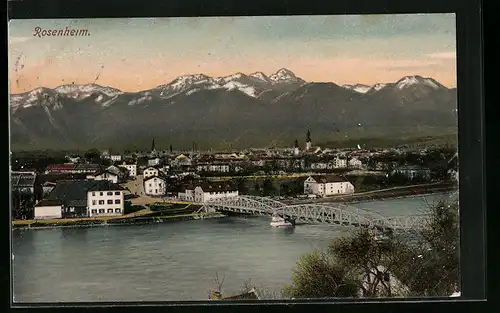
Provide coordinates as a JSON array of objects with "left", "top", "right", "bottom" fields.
[
  {"left": 372, "top": 83, "right": 387, "bottom": 91},
  {"left": 269, "top": 68, "right": 298, "bottom": 83},
  {"left": 167, "top": 74, "right": 213, "bottom": 90},
  {"left": 342, "top": 84, "right": 371, "bottom": 94},
  {"left": 250, "top": 72, "right": 270, "bottom": 82},
  {"left": 396, "top": 75, "right": 442, "bottom": 90},
  {"left": 220, "top": 72, "right": 245, "bottom": 82},
  {"left": 55, "top": 83, "right": 123, "bottom": 99}
]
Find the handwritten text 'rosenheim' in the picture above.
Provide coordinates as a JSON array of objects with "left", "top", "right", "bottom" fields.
[{"left": 33, "top": 26, "right": 90, "bottom": 37}]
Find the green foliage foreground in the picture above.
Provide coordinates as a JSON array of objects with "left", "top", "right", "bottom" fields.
[{"left": 281, "top": 200, "right": 460, "bottom": 299}]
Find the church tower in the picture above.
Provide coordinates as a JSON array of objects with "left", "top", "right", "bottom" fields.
[
  {"left": 294, "top": 139, "right": 300, "bottom": 156},
  {"left": 151, "top": 137, "right": 156, "bottom": 153},
  {"left": 305, "top": 129, "right": 312, "bottom": 150}
]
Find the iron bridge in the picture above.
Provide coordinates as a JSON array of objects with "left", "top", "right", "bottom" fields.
[{"left": 199, "top": 195, "right": 428, "bottom": 232}]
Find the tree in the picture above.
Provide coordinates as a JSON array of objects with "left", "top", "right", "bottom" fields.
[
  {"left": 392, "top": 201, "right": 460, "bottom": 296},
  {"left": 262, "top": 179, "right": 275, "bottom": 197},
  {"left": 282, "top": 250, "right": 359, "bottom": 298},
  {"left": 84, "top": 149, "right": 101, "bottom": 163},
  {"left": 234, "top": 178, "right": 248, "bottom": 195},
  {"left": 282, "top": 200, "right": 460, "bottom": 298},
  {"left": 253, "top": 182, "right": 261, "bottom": 196},
  {"left": 328, "top": 229, "right": 411, "bottom": 297}
]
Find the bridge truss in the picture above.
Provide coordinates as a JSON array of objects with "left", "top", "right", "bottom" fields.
[{"left": 200, "top": 195, "right": 429, "bottom": 232}]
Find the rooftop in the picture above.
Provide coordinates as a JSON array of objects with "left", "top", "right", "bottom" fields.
[
  {"left": 309, "top": 175, "right": 350, "bottom": 184},
  {"left": 11, "top": 172, "right": 36, "bottom": 187},
  {"left": 47, "top": 179, "right": 124, "bottom": 206}
]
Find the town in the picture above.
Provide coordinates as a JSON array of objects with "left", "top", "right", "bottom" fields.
[{"left": 11, "top": 130, "right": 458, "bottom": 222}]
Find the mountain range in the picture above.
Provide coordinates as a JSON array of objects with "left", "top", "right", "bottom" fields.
[{"left": 9, "top": 68, "right": 457, "bottom": 150}]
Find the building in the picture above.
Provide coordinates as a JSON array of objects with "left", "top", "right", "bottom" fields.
[
  {"left": 303, "top": 175, "right": 355, "bottom": 196},
  {"left": 45, "top": 164, "right": 102, "bottom": 174},
  {"left": 11, "top": 171, "right": 36, "bottom": 195},
  {"left": 178, "top": 182, "right": 238, "bottom": 203},
  {"left": 119, "top": 162, "right": 137, "bottom": 177},
  {"left": 143, "top": 167, "right": 159, "bottom": 179},
  {"left": 305, "top": 129, "right": 312, "bottom": 151},
  {"left": 45, "top": 164, "right": 77, "bottom": 174},
  {"left": 392, "top": 165, "right": 431, "bottom": 180},
  {"left": 196, "top": 163, "right": 230, "bottom": 173},
  {"left": 333, "top": 158, "right": 348, "bottom": 169},
  {"left": 46, "top": 179, "right": 125, "bottom": 218},
  {"left": 143, "top": 176, "right": 167, "bottom": 196},
  {"left": 148, "top": 157, "right": 161, "bottom": 167},
  {"left": 34, "top": 199, "right": 63, "bottom": 220},
  {"left": 311, "top": 162, "right": 331, "bottom": 170},
  {"left": 348, "top": 157, "right": 363, "bottom": 169},
  {"left": 110, "top": 154, "right": 122, "bottom": 162},
  {"left": 88, "top": 170, "right": 119, "bottom": 184}
]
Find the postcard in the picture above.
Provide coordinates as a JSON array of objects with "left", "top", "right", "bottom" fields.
[{"left": 9, "top": 15, "right": 460, "bottom": 302}]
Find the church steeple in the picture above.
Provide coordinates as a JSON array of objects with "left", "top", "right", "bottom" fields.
[
  {"left": 305, "top": 130, "right": 312, "bottom": 150},
  {"left": 151, "top": 137, "right": 156, "bottom": 152},
  {"left": 293, "top": 139, "right": 300, "bottom": 156}
]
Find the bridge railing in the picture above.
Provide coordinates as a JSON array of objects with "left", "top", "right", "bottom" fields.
[{"left": 201, "top": 195, "right": 429, "bottom": 232}]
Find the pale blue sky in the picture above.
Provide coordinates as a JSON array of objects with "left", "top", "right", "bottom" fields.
[{"left": 9, "top": 14, "right": 457, "bottom": 93}]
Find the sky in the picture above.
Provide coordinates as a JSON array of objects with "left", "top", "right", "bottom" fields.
[{"left": 8, "top": 14, "right": 457, "bottom": 93}]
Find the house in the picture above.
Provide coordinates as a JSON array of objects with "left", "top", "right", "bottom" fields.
[
  {"left": 348, "top": 157, "right": 363, "bottom": 169},
  {"left": 88, "top": 170, "right": 119, "bottom": 184},
  {"left": 333, "top": 157, "right": 348, "bottom": 169},
  {"left": 311, "top": 162, "right": 331, "bottom": 170},
  {"left": 110, "top": 154, "right": 122, "bottom": 162},
  {"left": 66, "top": 155, "right": 81, "bottom": 163},
  {"left": 41, "top": 181, "right": 57, "bottom": 196},
  {"left": 392, "top": 165, "right": 431, "bottom": 180},
  {"left": 106, "top": 165, "right": 129, "bottom": 182},
  {"left": 143, "top": 176, "right": 167, "bottom": 196},
  {"left": 143, "top": 167, "right": 160, "bottom": 179},
  {"left": 11, "top": 171, "right": 36, "bottom": 195},
  {"left": 34, "top": 199, "right": 63, "bottom": 220},
  {"left": 196, "top": 163, "right": 230, "bottom": 173},
  {"left": 118, "top": 162, "right": 137, "bottom": 178},
  {"left": 148, "top": 157, "right": 161, "bottom": 167},
  {"left": 45, "top": 164, "right": 77, "bottom": 174},
  {"left": 74, "top": 164, "right": 102, "bottom": 174},
  {"left": 172, "top": 154, "right": 192, "bottom": 167},
  {"left": 304, "top": 175, "right": 355, "bottom": 196},
  {"left": 46, "top": 179, "right": 125, "bottom": 218},
  {"left": 178, "top": 181, "right": 238, "bottom": 203}
]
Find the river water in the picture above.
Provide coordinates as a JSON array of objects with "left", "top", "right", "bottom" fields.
[{"left": 12, "top": 193, "right": 456, "bottom": 303}]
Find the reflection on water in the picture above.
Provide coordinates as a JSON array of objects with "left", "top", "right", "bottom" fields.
[{"left": 12, "top": 194, "right": 455, "bottom": 302}]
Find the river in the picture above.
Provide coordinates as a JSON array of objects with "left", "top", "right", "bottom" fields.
[{"left": 12, "top": 192, "right": 456, "bottom": 303}]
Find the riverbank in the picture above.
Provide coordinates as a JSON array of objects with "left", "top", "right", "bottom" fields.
[
  {"left": 289, "top": 182, "right": 457, "bottom": 205},
  {"left": 12, "top": 212, "right": 226, "bottom": 230}
]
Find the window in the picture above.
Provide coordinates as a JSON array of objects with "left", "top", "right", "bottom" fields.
[
  {"left": 115, "top": 208, "right": 121, "bottom": 213},
  {"left": 98, "top": 200, "right": 105, "bottom": 205},
  {"left": 108, "top": 209, "right": 113, "bottom": 213},
  {"left": 107, "top": 191, "right": 113, "bottom": 196},
  {"left": 115, "top": 199, "right": 121, "bottom": 204},
  {"left": 159, "top": 183, "right": 162, "bottom": 187},
  {"left": 149, "top": 190, "right": 152, "bottom": 193},
  {"left": 99, "top": 192, "right": 103, "bottom": 196},
  {"left": 92, "top": 200, "right": 97, "bottom": 205},
  {"left": 99, "top": 209, "right": 105, "bottom": 213},
  {"left": 149, "top": 183, "right": 152, "bottom": 187},
  {"left": 107, "top": 200, "right": 113, "bottom": 204},
  {"left": 92, "top": 192, "right": 95, "bottom": 196},
  {"left": 115, "top": 191, "right": 120, "bottom": 195},
  {"left": 91, "top": 209, "right": 97, "bottom": 214},
  {"left": 155, "top": 189, "right": 158, "bottom": 193}
]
